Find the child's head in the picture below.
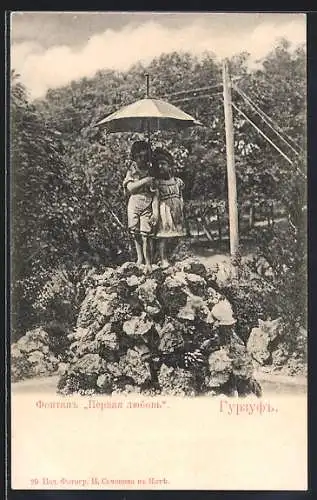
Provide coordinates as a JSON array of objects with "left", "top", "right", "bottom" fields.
[
  {"left": 152, "top": 148, "right": 174, "bottom": 179},
  {"left": 130, "top": 140, "right": 151, "bottom": 167}
]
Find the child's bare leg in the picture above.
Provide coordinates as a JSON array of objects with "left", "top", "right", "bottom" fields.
[
  {"left": 159, "top": 239, "right": 169, "bottom": 268},
  {"left": 149, "top": 238, "right": 154, "bottom": 265},
  {"left": 142, "top": 235, "right": 152, "bottom": 272},
  {"left": 134, "top": 235, "right": 144, "bottom": 265}
]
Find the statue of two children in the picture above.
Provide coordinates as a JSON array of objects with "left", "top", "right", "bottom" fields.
[{"left": 123, "top": 140, "right": 186, "bottom": 272}]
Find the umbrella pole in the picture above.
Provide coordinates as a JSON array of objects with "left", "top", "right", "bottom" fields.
[
  {"left": 147, "top": 121, "right": 152, "bottom": 162},
  {"left": 145, "top": 73, "right": 152, "bottom": 161},
  {"left": 145, "top": 73, "right": 150, "bottom": 98}
]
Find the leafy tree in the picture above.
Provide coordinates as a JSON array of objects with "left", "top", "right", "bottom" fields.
[{"left": 11, "top": 72, "right": 66, "bottom": 337}]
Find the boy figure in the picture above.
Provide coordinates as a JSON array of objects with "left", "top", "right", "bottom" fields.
[{"left": 123, "top": 141, "right": 158, "bottom": 272}]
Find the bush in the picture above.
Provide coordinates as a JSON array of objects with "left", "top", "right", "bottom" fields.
[{"left": 249, "top": 218, "right": 306, "bottom": 331}]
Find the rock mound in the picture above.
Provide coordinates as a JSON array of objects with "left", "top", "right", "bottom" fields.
[
  {"left": 11, "top": 328, "right": 59, "bottom": 382},
  {"left": 57, "top": 259, "right": 262, "bottom": 397}
]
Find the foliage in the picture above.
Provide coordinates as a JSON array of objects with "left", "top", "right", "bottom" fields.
[
  {"left": 10, "top": 40, "right": 306, "bottom": 343},
  {"left": 218, "top": 272, "right": 279, "bottom": 343}
]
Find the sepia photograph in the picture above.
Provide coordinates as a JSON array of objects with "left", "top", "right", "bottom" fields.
[{"left": 9, "top": 11, "right": 307, "bottom": 491}]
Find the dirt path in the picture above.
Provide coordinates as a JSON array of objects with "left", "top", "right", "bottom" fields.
[{"left": 11, "top": 372, "right": 306, "bottom": 396}]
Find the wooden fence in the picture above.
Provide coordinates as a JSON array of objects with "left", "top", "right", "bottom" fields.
[{"left": 185, "top": 200, "right": 286, "bottom": 242}]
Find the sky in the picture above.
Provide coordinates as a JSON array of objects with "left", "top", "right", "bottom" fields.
[{"left": 10, "top": 12, "right": 306, "bottom": 100}]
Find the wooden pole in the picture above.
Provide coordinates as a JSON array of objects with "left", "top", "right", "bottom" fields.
[{"left": 222, "top": 59, "right": 239, "bottom": 258}]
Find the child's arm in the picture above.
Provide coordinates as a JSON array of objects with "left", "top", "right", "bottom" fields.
[
  {"left": 126, "top": 177, "right": 153, "bottom": 194},
  {"left": 123, "top": 164, "right": 154, "bottom": 195}
]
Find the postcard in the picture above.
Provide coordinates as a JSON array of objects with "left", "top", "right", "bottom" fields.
[{"left": 9, "top": 11, "right": 307, "bottom": 491}]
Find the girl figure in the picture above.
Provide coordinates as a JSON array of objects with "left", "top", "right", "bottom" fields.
[
  {"left": 152, "top": 147, "right": 186, "bottom": 268},
  {"left": 123, "top": 140, "right": 158, "bottom": 272}
]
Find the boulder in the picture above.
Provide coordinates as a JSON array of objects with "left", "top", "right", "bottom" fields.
[
  {"left": 137, "top": 278, "right": 158, "bottom": 304},
  {"left": 230, "top": 343, "right": 254, "bottom": 379},
  {"left": 206, "top": 287, "right": 224, "bottom": 308},
  {"left": 71, "top": 339, "right": 100, "bottom": 357},
  {"left": 177, "top": 295, "right": 213, "bottom": 324},
  {"left": 185, "top": 273, "right": 207, "bottom": 296},
  {"left": 95, "top": 290, "right": 118, "bottom": 317},
  {"left": 271, "top": 342, "right": 291, "bottom": 368},
  {"left": 76, "top": 287, "right": 119, "bottom": 327},
  {"left": 207, "top": 348, "right": 232, "bottom": 387},
  {"left": 158, "top": 364, "right": 197, "bottom": 396},
  {"left": 95, "top": 323, "right": 120, "bottom": 351},
  {"left": 126, "top": 275, "right": 143, "bottom": 288},
  {"left": 28, "top": 350, "right": 45, "bottom": 364},
  {"left": 76, "top": 288, "right": 100, "bottom": 328},
  {"left": 11, "top": 344, "right": 24, "bottom": 360},
  {"left": 159, "top": 276, "right": 188, "bottom": 314},
  {"left": 116, "top": 261, "right": 144, "bottom": 278},
  {"left": 158, "top": 319, "right": 185, "bottom": 353},
  {"left": 123, "top": 313, "right": 154, "bottom": 338},
  {"left": 21, "top": 327, "right": 50, "bottom": 344},
  {"left": 247, "top": 318, "right": 283, "bottom": 365},
  {"left": 247, "top": 326, "right": 270, "bottom": 364},
  {"left": 92, "top": 267, "right": 115, "bottom": 285},
  {"left": 118, "top": 349, "right": 152, "bottom": 385},
  {"left": 179, "top": 259, "right": 207, "bottom": 278},
  {"left": 105, "top": 362, "right": 122, "bottom": 379},
  {"left": 72, "top": 326, "right": 94, "bottom": 341},
  {"left": 144, "top": 302, "right": 161, "bottom": 318},
  {"left": 17, "top": 337, "right": 47, "bottom": 353},
  {"left": 72, "top": 353, "right": 106, "bottom": 375},
  {"left": 177, "top": 303, "right": 196, "bottom": 321},
  {"left": 11, "top": 328, "right": 60, "bottom": 382},
  {"left": 96, "top": 373, "right": 114, "bottom": 392}
]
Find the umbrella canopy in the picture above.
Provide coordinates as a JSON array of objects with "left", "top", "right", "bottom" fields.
[{"left": 94, "top": 97, "right": 202, "bottom": 133}]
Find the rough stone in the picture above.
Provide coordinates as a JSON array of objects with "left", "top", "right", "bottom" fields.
[
  {"left": 247, "top": 318, "right": 283, "bottom": 365},
  {"left": 17, "top": 337, "right": 46, "bottom": 353},
  {"left": 247, "top": 329, "right": 270, "bottom": 365},
  {"left": 123, "top": 313, "right": 154, "bottom": 338},
  {"left": 158, "top": 319, "right": 185, "bottom": 353},
  {"left": 207, "top": 348, "right": 232, "bottom": 387},
  {"left": 72, "top": 327, "right": 93, "bottom": 341},
  {"left": 126, "top": 275, "right": 143, "bottom": 288},
  {"left": 117, "top": 261, "right": 143, "bottom": 278},
  {"left": 159, "top": 276, "right": 188, "bottom": 314},
  {"left": 118, "top": 349, "right": 152, "bottom": 385},
  {"left": 185, "top": 273, "right": 207, "bottom": 295},
  {"left": 158, "top": 364, "right": 197, "bottom": 396},
  {"left": 76, "top": 288, "right": 99, "bottom": 328},
  {"left": 144, "top": 302, "right": 161, "bottom": 317},
  {"left": 72, "top": 353, "right": 106, "bottom": 375},
  {"left": 96, "top": 373, "right": 114, "bottom": 392},
  {"left": 206, "top": 287, "right": 224, "bottom": 308},
  {"left": 230, "top": 343, "right": 254, "bottom": 379},
  {"left": 95, "top": 290, "right": 118, "bottom": 316},
  {"left": 95, "top": 323, "right": 120, "bottom": 351},
  {"left": 179, "top": 259, "right": 207, "bottom": 278},
  {"left": 137, "top": 278, "right": 158, "bottom": 304},
  {"left": 93, "top": 267, "right": 115, "bottom": 285},
  {"left": 28, "top": 350, "right": 45, "bottom": 364}
]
